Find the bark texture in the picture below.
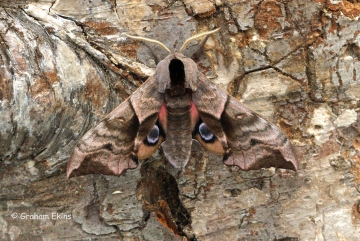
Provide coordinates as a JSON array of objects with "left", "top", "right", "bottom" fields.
[{"left": 1, "top": 0, "right": 360, "bottom": 240}]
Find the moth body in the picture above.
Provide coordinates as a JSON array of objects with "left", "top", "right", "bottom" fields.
[
  {"left": 161, "top": 90, "right": 193, "bottom": 168},
  {"left": 67, "top": 31, "right": 298, "bottom": 178}
]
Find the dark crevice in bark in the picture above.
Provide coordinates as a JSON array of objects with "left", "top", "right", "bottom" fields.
[{"left": 137, "top": 157, "right": 194, "bottom": 239}]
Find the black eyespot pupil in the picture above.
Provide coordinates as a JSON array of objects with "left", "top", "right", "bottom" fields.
[
  {"left": 199, "top": 123, "right": 214, "bottom": 142},
  {"left": 146, "top": 125, "right": 160, "bottom": 144}
]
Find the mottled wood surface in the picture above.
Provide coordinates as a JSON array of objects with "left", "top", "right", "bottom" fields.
[{"left": 1, "top": 0, "right": 360, "bottom": 240}]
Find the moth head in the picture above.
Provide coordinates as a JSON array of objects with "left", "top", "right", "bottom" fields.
[
  {"left": 154, "top": 53, "right": 198, "bottom": 93},
  {"left": 124, "top": 28, "right": 220, "bottom": 93}
]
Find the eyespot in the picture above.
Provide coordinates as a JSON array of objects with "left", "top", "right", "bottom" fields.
[
  {"left": 199, "top": 122, "right": 215, "bottom": 142},
  {"left": 146, "top": 125, "right": 160, "bottom": 145},
  {"left": 193, "top": 119, "right": 225, "bottom": 155}
]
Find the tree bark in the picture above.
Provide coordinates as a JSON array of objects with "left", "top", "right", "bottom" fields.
[{"left": 1, "top": 0, "right": 360, "bottom": 240}]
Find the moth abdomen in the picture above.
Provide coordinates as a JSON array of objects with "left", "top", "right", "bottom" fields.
[{"left": 160, "top": 91, "right": 194, "bottom": 168}]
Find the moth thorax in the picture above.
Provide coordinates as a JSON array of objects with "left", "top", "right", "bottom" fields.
[{"left": 169, "top": 59, "right": 185, "bottom": 93}]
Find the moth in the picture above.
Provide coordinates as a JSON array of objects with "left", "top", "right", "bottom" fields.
[{"left": 67, "top": 29, "right": 298, "bottom": 178}]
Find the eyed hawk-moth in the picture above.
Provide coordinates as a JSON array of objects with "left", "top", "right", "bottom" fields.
[{"left": 67, "top": 29, "right": 298, "bottom": 178}]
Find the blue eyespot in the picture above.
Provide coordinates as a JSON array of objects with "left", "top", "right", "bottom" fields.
[
  {"left": 199, "top": 122, "right": 214, "bottom": 142},
  {"left": 146, "top": 125, "right": 160, "bottom": 144}
]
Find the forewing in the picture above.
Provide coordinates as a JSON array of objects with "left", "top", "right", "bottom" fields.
[
  {"left": 67, "top": 76, "right": 164, "bottom": 178},
  {"left": 66, "top": 100, "right": 140, "bottom": 177},
  {"left": 191, "top": 73, "right": 229, "bottom": 149},
  {"left": 220, "top": 97, "right": 298, "bottom": 171},
  {"left": 192, "top": 73, "right": 298, "bottom": 171}
]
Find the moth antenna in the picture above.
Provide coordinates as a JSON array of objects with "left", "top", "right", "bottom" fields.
[
  {"left": 179, "top": 28, "right": 220, "bottom": 52},
  {"left": 123, "top": 33, "right": 171, "bottom": 53}
]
